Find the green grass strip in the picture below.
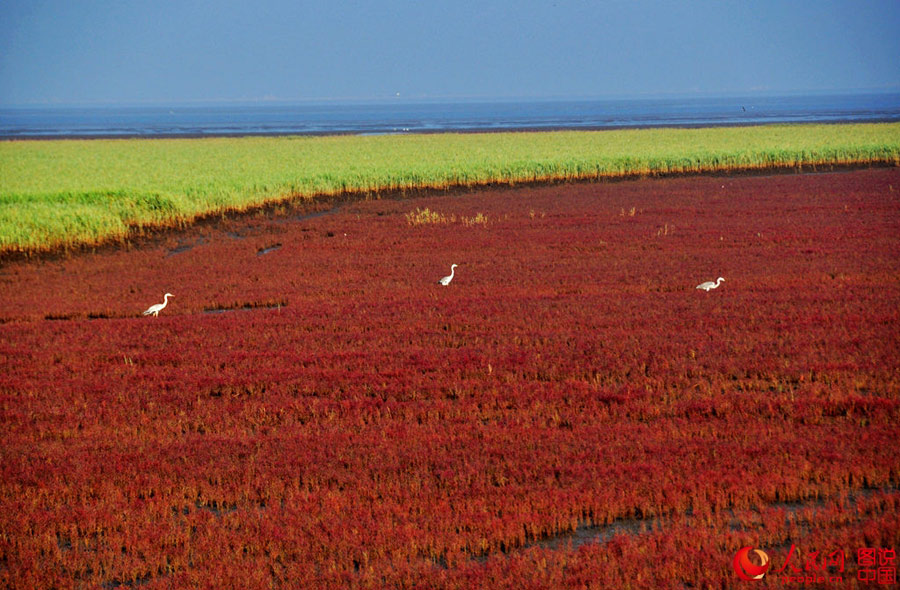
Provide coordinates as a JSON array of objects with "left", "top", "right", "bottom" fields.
[{"left": 1, "top": 123, "right": 898, "bottom": 253}]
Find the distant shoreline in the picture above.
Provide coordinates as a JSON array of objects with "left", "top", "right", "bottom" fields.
[
  {"left": 4, "top": 117, "right": 900, "bottom": 141},
  {"left": 2, "top": 93, "right": 898, "bottom": 140}
]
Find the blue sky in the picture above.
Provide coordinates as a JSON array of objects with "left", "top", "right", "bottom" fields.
[{"left": 1, "top": 0, "right": 898, "bottom": 105}]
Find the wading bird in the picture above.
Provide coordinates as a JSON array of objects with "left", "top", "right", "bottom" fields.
[
  {"left": 143, "top": 293, "right": 173, "bottom": 317},
  {"left": 439, "top": 264, "right": 458, "bottom": 286},
  {"left": 696, "top": 277, "right": 725, "bottom": 292}
]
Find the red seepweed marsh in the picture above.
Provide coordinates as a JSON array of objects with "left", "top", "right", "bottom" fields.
[{"left": 0, "top": 168, "right": 898, "bottom": 589}]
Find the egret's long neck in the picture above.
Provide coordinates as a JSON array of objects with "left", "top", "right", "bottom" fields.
[
  {"left": 449, "top": 267, "right": 455, "bottom": 279},
  {"left": 163, "top": 294, "right": 170, "bottom": 305}
]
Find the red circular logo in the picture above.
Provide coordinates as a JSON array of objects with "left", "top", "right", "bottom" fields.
[{"left": 733, "top": 546, "right": 771, "bottom": 581}]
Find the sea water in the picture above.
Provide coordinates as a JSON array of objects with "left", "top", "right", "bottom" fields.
[{"left": 1, "top": 93, "right": 898, "bottom": 139}]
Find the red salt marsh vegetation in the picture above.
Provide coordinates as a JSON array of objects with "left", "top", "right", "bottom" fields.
[{"left": 1, "top": 168, "right": 899, "bottom": 588}]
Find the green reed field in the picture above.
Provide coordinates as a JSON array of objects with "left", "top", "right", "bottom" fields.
[{"left": 1, "top": 123, "right": 898, "bottom": 253}]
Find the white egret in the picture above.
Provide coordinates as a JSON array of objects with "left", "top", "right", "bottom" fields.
[
  {"left": 143, "top": 293, "right": 173, "bottom": 317},
  {"left": 696, "top": 277, "right": 725, "bottom": 292},
  {"left": 439, "top": 264, "right": 458, "bottom": 286}
]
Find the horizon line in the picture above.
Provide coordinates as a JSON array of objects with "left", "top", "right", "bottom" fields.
[{"left": 2, "top": 86, "right": 900, "bottom": 110}]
